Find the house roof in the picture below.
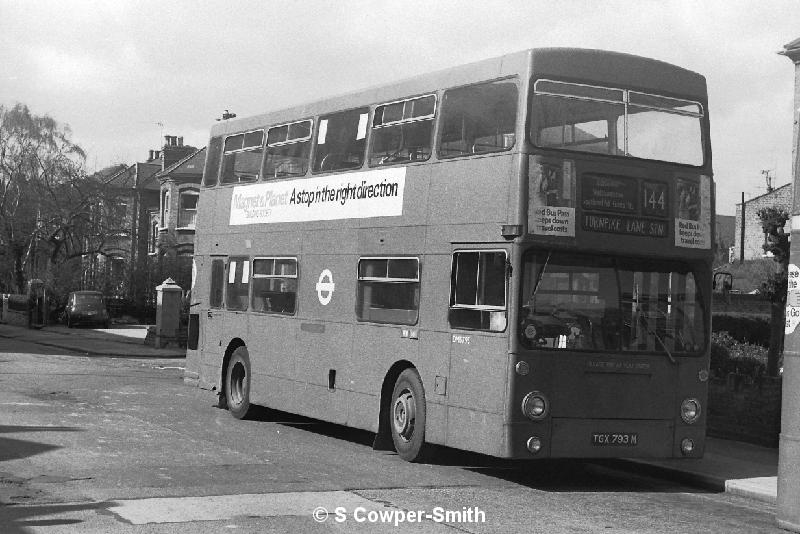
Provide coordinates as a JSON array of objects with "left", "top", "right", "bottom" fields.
[
  {"left": 104, "top": 162, "right": 162, "bottom": 191},
  {"left": 155, "top": 147, "right": 206, "bottom": 182},
  {"left": 738, "top": 182, "right": 792, "bottom": 208}
]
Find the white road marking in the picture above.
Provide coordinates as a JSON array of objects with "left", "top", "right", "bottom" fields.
[{"left": 107, "top": 490, "right": 385, "bottom": 525}]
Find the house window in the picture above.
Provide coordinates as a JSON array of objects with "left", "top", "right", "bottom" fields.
[
  {"left": 149, "top": 219, "right": 158, "bottom": 253},
  {"left": 251, "top": 257, "right": 297, "bottom": 314},
  {"left": 161, "top": 190, "right": 170, "bottom": 228},
  {"left": 356, "top": 257, "right": 420, "bottom": 324},
  {"left": 449, "top": 250, "right": 507, "bottom": 331},
  {"left": 178, "top": 190, "right": 199, "bottom": 229}
]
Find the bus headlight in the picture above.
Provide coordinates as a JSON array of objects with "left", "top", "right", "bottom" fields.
[
  {"left": 521, "top": 391, "right": 549, "bottom": 420},
  {"left": 680, "top": 398, "right": 701, "bottom": 424},
  {"left": 526, "top": 436, "right": 543, "bottom": 454},
  {"left": 681, "top": 438, "right": 695, "bottom": 455}
]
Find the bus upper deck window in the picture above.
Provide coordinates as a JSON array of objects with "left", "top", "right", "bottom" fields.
[
  {"left": 438, "top": 80, "right": 518, "bottom": 159},
  {"left": 369, "top": 95, "right": 436, "bottom": 167},
  {"left": 532, "top": 79, "right": 704, "bottom": 166},
  {"left": 203, "top": 136, "right": 223, "bottom": 187},
  {"left": 264, "top": 120, "right": 313, "bottom": 179},
  {"left": 220, "top": 130, "right": 264, "bottom": 184},
  {"left": 313, "top": 108, "right": 369, "bottom": 173}
]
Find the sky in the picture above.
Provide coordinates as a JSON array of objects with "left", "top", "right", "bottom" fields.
[{"left": 1, "top": 0, "right": 798, "bottom": 216}]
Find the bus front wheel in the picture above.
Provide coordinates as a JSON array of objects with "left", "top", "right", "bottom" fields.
[
  {"left": 390, "top": 368, "right": 427, "bottom": 462},
  {"left": 225, "top": 347, "right": 252, "bottom": 419}
]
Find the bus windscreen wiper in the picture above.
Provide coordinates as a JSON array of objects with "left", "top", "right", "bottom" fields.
[{"left": 638, "top": 314, "right": 677, "bottom": 365}]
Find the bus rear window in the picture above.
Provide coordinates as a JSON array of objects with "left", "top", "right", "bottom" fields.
[
  {"left": 438, "top": 80, "right": 518, "bottom": 158},
  {"left": 532, "top": 79, "right": 704, "bottom": 166},
  {"left": 520, "top": 250, "right": 705, "bottom": 354}
]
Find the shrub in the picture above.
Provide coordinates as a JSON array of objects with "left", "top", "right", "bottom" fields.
[
  {"left": 711, "top": 313, "right": 770, "bottom": 347},
  {"left": 710, "top": 331, "right": 768, "bottom": 378}
]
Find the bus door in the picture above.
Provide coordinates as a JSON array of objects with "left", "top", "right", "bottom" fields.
[{"left": 446, "top": 249, "right": 511, "bottom": 455}]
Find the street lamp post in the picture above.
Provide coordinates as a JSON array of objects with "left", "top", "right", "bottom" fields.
[{"left": 778, "top": 36, "right": 800, "bottom": 532}]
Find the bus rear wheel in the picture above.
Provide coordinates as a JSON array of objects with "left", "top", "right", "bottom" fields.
[
  {"left": 225, "top": 347, "right": 252, "bottom": 419},
  {"left": 390, "top": 368, "right": 427, "bottom": 462}
]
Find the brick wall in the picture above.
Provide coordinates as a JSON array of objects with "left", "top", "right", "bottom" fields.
[
  {"left": 734, "top": 184, "right": 793, "bottom": 261},
  {"left": 707, "top": 375, "right": 781, "bottom": 447}
]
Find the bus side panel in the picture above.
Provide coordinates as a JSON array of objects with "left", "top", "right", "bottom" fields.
[
  {"left": 418, "top": 331, "right": 452, "bottom": 446},
  {"left": 351, "top": 323, "right": 419, "bottom": 428},
  {"left": 294, "top": 252, "right": 355, "bottom": 425},
  {"left": 447, "top": 334, "right": 509, "bottom": 457},
  {"left": 426, "top": 157, "right": 512, "bottom": 227},
  {"left": 246, "top": 314, "right": 298, "bottom": 407}
]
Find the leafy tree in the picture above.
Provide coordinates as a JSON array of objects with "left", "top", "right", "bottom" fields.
[
  {"left": 0, "top": 103, "right": 126, "bottom": 294},
  {"left": 757, "top": 206, "right": 789, "bottom": 376}
]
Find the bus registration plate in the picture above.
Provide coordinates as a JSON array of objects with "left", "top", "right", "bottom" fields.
[{"left": 591, "top": 432, "right": 639, "bottom": 446}]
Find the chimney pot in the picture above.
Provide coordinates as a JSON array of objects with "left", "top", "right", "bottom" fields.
[{"left": 149, "top": 150, "right": 154, "bottom": 160}]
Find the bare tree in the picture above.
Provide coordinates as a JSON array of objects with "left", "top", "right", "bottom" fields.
[{"left": 0, "top": 103, "right": 126, "bottom": 293}]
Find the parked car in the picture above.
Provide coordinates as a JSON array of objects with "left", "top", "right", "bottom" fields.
[{"left": 64, "top": 291, "right": 110, "bottom": 328}]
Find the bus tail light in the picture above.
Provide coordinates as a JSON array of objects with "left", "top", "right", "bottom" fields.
[
  {"left": 680, "top": 398, "right": 701, "bottom": 424},
  {"left": 526, "top": 436, "right": 543, "bottom": 454},
  {"left": 521, "top": 391, "right": 549, "bottom": 420},
  {"left": 680, "top": 438, "right": 695, "bottom": 455}
]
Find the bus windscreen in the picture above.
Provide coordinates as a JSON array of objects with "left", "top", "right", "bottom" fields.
[{"left": 519, "top": 250, "right": 705, "bottom": 355}]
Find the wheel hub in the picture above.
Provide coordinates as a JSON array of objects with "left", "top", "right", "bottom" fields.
[{"left": 392, "top": 390, "right": 415, "bottom": 441}]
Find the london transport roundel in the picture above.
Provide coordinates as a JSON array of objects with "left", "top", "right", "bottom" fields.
[{"left": 316, "top": 269, "right": 335, "bottom": 305}]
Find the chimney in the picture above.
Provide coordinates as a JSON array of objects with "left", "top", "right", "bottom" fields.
[
  {"left": 178, "top": 136, "right": 184, "bottom": 147},
  {"left": 148, "top": 150, "right": 155, "bottom": 160},
  {"left": 154, "top": 150, "right": 161, "bottom": 160}
]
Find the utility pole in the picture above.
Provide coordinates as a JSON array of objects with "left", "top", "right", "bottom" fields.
[
  {"left": 740, "top": 192, "right": 746, "bottom": 263},
  {"left": 777, "top": 37, "right": 800, "bottom": 532}
]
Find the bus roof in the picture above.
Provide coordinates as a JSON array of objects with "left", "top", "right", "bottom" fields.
[{"left": 210, "top": 47, "right": 707, "bottom": 138}]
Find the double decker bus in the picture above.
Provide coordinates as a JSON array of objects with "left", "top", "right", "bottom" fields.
[{"left": 186, "top": 48, "right": 712, "bottom": 462}]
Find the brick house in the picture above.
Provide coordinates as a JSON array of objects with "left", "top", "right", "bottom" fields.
[
  {"left": 96, "top": 136, "right": 197, "bottom": 303},
  {"left": 733, "top": 183, "right": 793, "bottom": 261},
  {"left": 150, "top": 146, "right": 206, "bottom": 291}
]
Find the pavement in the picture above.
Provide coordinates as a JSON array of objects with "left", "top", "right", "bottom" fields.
[
  {"left": 0, "top": 322, "right": 779, "bottom": 505},
  {"left": 0, "top": 321, "right": 185, "bottom": 358}
]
